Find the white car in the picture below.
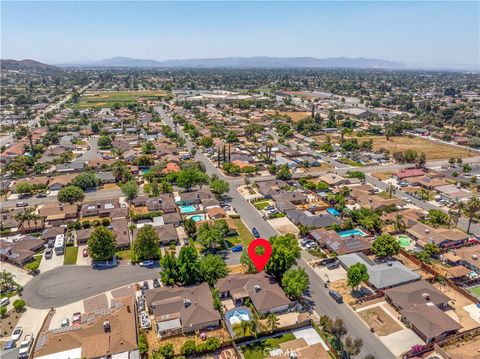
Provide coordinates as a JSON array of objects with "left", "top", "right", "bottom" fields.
[
  {"left": 18, "top": 333, "right": 33, "bottom": 359},
  {"left": 11, "top": 327, "right": 23, "bottom": 342},
  {"left": 0, "top": 297, "right": 10, "bottom": 307}
]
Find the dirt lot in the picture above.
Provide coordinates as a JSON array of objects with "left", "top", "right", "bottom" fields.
[
  {"left": 358, "top": 306, "right": 402, "bottom": 336},
  {"left": 442, "top": 335, "right": 480, "bottom": 359},
  {"left": 358, "top": 136, "right": 475, "bottom": 160},
  {"left": 280, "top": 111, "right": 311, "bottom": 122}
]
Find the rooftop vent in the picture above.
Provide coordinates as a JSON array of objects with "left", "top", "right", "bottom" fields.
[
  {"left": 472, "top": 255, "right": 478, "bottom": 260},
  {"left": 184, "top": 299, "right": 192, "bottom": 308},
  {"left": 422, "top": 293, "right": 430, "bottom": 301},
  {"left": 103, "top": 318, "right": 111, "bottom": 332},
  {"left": 254, "top": 285, "right": 261, "bottom": 293}
]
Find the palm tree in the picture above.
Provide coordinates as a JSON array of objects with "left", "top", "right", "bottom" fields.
[
  {"left": 14, "top": 208, "right": 41, "bottom": 230},
  {"left": 233, "top": 320, "right": 252, "bottom": 338},
  {"left": 460, "top": 197, "right": 480, "bottom": 234},
  {"left": 388, "top": 184, "right": 396, "bottom": 198},
  {"left": 393, "top": 214, "right": 406, "bottom": 233},
  {"left": 266, "top": 313, "right": 280, "bottom": 332}
]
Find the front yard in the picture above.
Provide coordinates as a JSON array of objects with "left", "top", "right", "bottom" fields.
[
  {"left": 24, "top": 254, "right": 42, "bottom": 271},
  {"left": 357, "top": 306, "right": 402, "bottom": 336},
  {"left": 240, "top": 332, "right": 296, "bottom": 359},
  {"left": 63, "top": 246, "right": 79, "bottom": 265},
  {"left": 226, "top": 218, "right": 254, "bottom": 247}
]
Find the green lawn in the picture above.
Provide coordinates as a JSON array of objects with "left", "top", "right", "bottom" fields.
[
  {"left": 469, "top": 285, "right": 480, "bottom": 298},
  {"left": 63, "top": 246, "right": 79, "bottom": 265},
  {"left": 74, "top": 90, "right": 167, "bottom": 109},
  {"left": 227, "top": 218, "right": 254, "bottom": 247},
  {"left": 253, "top": 200, "right": 271, "bottom": 210},
  {"left": 24, "top": 255, "right": 42, "bottom": 271},
  {"left": 339, "top": 158, "right": 364, "bottom": 167},
  {"left": 116, "top": 249, "right": 132, "bottom": 261},
  {"left": 241, "top": 333, "right": 296, "bottom": 359},
  {"left": 377, "top": 191, "right": 392, "bottom": 199}
]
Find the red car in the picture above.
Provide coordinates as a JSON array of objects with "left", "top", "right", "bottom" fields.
[
  {"left": 82, "top": 248, "right": 88, "bottom": 257},
  {"left": 72, "top": 312, "right": 81, "bottom": 326}
]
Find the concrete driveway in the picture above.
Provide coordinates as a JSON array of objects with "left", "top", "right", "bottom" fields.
[
  {"left": 76, "top": 245, "right": 91, "bottom": 266},
  {"left": 315, "top": 266, "right": 347, "bottom": 283},
  {"left": 1, "top": 262, "right": 32, "bottom": 286},
  {"left": 380, "top": 329, "right": 424, "bottom": 357},
  {"left": 39, "top": 250, "right": 64, "bottom": 273}
]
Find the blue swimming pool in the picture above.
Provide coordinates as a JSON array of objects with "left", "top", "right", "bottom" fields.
[
  {"left": 225, "top": 309, "right": 251, "bottom": 326},
  {"left": 180, "top": 205, "right": 196, "bottom": 214},
  {"left": 188, "top": 214, "right": 205, "bottom": 222},
  {"left": 337, "top": 229, "right": 367, "bottom": 238},
  {"left": 326, "top": 208, "right": 341, "bottom": 216}
]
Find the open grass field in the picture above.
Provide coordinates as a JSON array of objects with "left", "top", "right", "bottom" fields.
[
  {"left": 358, "top": 136, "right": 475, "bottom": 160},
  {"left": 241, "top": 333, "right": 295, "bottom": 359},
  {"left": 280, "top": 111, "right": 311, "bottom": 122},
  {"left": 63, "top": 246, "right": 78, "bottom": 265},
  {"left": 74, "top": 90, "right": 167, "bottom": 109},
  {"left": 468, "top": 285, "right": 480, "bottom": 298}
]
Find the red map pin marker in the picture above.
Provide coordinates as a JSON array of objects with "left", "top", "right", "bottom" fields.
[{"left": 248, "top": 238, "right": 272, "bottom": 272}]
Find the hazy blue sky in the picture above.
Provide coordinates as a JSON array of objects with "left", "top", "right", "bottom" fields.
[{"left": 1, "top": 1, "right": 479, "bottom": 68}]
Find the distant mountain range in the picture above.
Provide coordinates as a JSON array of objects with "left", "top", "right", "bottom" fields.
[
  {"left": 59, "top": 56, "right": 404, "bottom": 69},
  {"left": 1, "top": 59, "right": 61, "bottom": 72}
]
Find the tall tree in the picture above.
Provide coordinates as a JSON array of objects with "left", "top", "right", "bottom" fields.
[
  {"left": 88, "top": 226, "right": 117, "bottom": 261},
  {"left": 347, "top": 263, "right": 369, "bottom": 290},
  {"left": 131, "top": 225, "right": 160, "bottom": 262},
  {"left": 177, "top": 246, "right": 200, "bottom": 285},
  {"left": 281, "top": 268, "right": 310, "bottom": 299},
  {"left": 57, "top": 185, "right": 85, "bottom": 204},
  {"left": 199, "top": 254, "right": 228, "bottom": 286},
  {"left": 461, "top": 196, "right": 480, "bottom": 233},
  {"left": 371, "top": 233, "right": 400, "bottom": 258}
]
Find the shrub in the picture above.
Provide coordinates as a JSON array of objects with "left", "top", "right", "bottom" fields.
[
  {"left": 102, "top": 218, "right": 111, "bottom": 226},
  {"left": 205, "top": 337, "right": 221, "bottom": 351},
  {"left": 0, "top": 306, "right": 7, "bottom": 317},
  {"left": 138, "top": 332, "right": 148, "bottom": 356},
  {"left": 157, "top": 343, "right": 174, "bottom": 359},
  {"left": 13, "top": 299, "right": 25, "bottom": 311},
  {"left": 82, "top": 220, "right": 91, "bottom": 228},
  {"left": 181, "top": 339, "right": 196, "bottom": 356}
]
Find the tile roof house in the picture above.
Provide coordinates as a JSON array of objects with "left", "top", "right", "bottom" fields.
[
  {"left": 48, "top": 174, "right": 77, "bottom": 191},
  {"left": 442, "top": 246, "right": 480, "bottom": 273},
  {"left": 81, "top": 200, "right": 120, "bottom": 218},
  {"left": 145, "top": 283, "right": 221, "bottom": 338},
  {"left": 41, "top": 226, "right": 67, "bottom": 242},
  {"left": 393, "top": 168, "right": 426, "bottom": 180},
  {"left": 257, "top": 180, "right": 288, "bottom": 198},
  {"left": 285, "top": 210, "right": 341, "bottom": 229},
  {"left": 406, "top": 222, "right": 469, "bottom": 248},
  {"left": 38, "top": 204, "right": 79, "bottom": 224},
  {"left": 384, "top": 280, "right": 462, "bottom": 342},
  {"left": 309, "top": 229, "right": 371, "bottom": 255},
  {"left": 76, "top": 228, "right": 94, "bottom": 245},
  {"left": 338, "top": 253, "right": 420, "bottom": 290},
  {"left": 216, "top": 272, "right": 291, "bottom": 315},
  {"left": 154, "top": 224, "right": 179, "bottom": 246},
  {"left": 111, "top": 218, "right": 131, "bottom": 249},
  {"left": 33, "top": 296, "right": 138, "bottom": 359},
  {"left": 0, "top": 237, "right": 45, "bottom": 265}
]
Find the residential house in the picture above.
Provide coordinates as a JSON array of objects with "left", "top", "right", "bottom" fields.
[
  {"left": 111, "top": 218, "right": 131, "bottom": 249},
  {"left": 309, "top": 228, "right": 371, "bottom": 255},
  {"left": 81, "top": 200, "right": 120, "bottom": 218},
  {"left": 442, "top": 246, "right": 480, "bottom": 274},
  {"left": 216, "top": 272, "right": 291, "bottom": 315},
  {"left": 33, "top": 296, "right": 138, "bottom": 359},
  {"left": 95, "top": 172, "right": 116, "bottom": 184},
  {"left": 0, "top": 237, "right": 45, "bottom": 266},
  {"left": 406, "top": 222, "right": 469, "bottom": 248},
  {"left": 393, "top": 168, "right": 426, "bottom": 180},
  {"left": 257, "top": 180, "right": 288, "bottom": 198},
  {"left": 338, "top": 253, "right": 420, "bottom": 290},
  {"left": 318, "top": 173, "right": 350, "bottom": 187},
  {"left": 76, "top": 228, "right": 94, "bottom": 245},
  {"left": 154, "top": 224, "right": 179, "bottom": 246},
  {"left": 48, "top": 174, "right": 77, "bottom": 191},
  {"left": 38, "top": 204, "right": 79, "bottom": 224},
  {"left": 41, "top": 226, "right": 66, "bottom": 242},
  {"left": 286, "top": 210, "right": 341, "bottom": 229},
  {"left": 145, "top": 283, "right": 221, "bottom": 338},
  {"left": 384, "top": 280, "right": 462, "bottom": 343}
]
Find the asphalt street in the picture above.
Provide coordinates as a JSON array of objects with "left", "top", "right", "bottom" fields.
[
  {"left": 154, "top": 106, "right": 392, "bottom": 357},
  {"left": 23, "top": 265, "right": 160, "bottom": 308}
]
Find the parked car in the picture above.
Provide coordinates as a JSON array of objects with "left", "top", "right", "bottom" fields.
[
  {"left": 45, "top": 248, "right": 53, "bottom": 259},
  {"left": 36, "top": 193, "right": 47, "bottom": 198},
  {"left": 329, "top": 290, "right": 343, "bottom": 304},
  {"left": 0, "top": 297, "right": 10, "bottom": 307},
  {"left": 72, "top": 312, "right": 81, "bottom": 326},
  {"left": 326, "top": 261, "right": 340, "bottom": 270},
  {"left": 152, "top": 278, "right": 161, "bottom": 288},
  {"left": 231, "top": 245, "right": 243, "bottom": 252},
  {"left": 4, "top": 340, "right": 15, "bottom": 350},
  {"left": 139, "top": 260, "right": 154, "bottom": 267},
  {"left": 142, "top": 281, "right": 149, "bottom": 291},
  {"left": 17, "top": 333, "right": 33, "bottom": 359},
  {"left": 15, "top": 202, "right": 27, "bottom": 208},
  {"left": 137, "top": 297, "right": 146, "bottom": 312},
  {"left": 82, "top": 248, "right": 88, "bottom": 257},
  {"left": 47, "top": 239, "right": 55, "bottom": 248},
  {"left": 252, "top": 227, "right": 260, "bottom": 238},
  {"left": 11, "top": 327, "right": 23, "bottom": 342},
  {"left": 61, "top": 318, "right": 70, "bottom": 327},
  {"left": 305, "top": 242, "right": 316, "bottom": 249}
]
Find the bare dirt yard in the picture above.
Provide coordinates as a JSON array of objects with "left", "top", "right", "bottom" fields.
[
  {"left": 280, "top": 111, "right": 311, "bottom": 122},
  {"left": 358, "top": 136, "right": 475, "bottom": 160},
  {"left": 357, "top": 306, "right": 403, "bottom": 336}
]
